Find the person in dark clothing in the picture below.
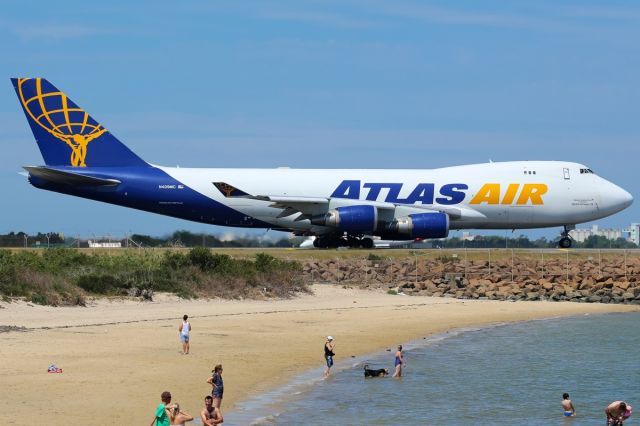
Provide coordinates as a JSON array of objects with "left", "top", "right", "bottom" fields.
[
  {"left": 207, "top": 364, "right": 224, "bottom": 410},
  {"left": 324, "top": 336, "right": 335, "bottom": 377}
]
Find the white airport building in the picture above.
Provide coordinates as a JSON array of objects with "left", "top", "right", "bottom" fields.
[{"left": 569, "top": 223, "right": 640, "bottom": 245}]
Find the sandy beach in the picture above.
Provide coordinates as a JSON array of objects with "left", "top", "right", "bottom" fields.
[{"left": 1, "top": 285, "right": 637, "bottom": 425}]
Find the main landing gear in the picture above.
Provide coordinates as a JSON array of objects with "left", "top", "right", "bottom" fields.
[
  {"left": 313, "top": 234, "right": 374, "bottom": 249},
  {"left": 558, "top": 225, "right": 575, "bottom": 248}
]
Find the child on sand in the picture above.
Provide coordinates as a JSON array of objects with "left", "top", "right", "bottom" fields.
[{"left": 150, "top": 391, "right": 172, "bottom": 426}]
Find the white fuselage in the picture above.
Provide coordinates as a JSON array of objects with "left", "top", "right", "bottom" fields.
[{"left": 157, "top": 160, "right": 632, "bottom": 234}]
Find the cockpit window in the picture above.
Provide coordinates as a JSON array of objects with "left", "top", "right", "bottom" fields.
[{"left": 580, "top": 168, "right": 595, "bottom": 174}]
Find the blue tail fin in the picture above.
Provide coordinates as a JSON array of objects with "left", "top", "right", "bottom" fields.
[{"left": 11, "top": 78, "right": 147, "bottom": 167}]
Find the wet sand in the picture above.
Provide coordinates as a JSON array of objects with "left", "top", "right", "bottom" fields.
[{"left": 1, "top": 285, "right": 637, "bottom": 425}]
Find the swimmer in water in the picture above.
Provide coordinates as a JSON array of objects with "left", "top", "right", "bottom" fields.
[
  {"left": 606, "top": 401, "right": 632, "bottom": 426},
  {"left": 561, "top": 393, "right": 576, "bottom": 417}
]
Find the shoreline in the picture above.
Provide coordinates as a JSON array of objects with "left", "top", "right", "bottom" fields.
[
  {"left": 228, "top": 310, "right": 634, "bottom": 424},
  {"left": 1, "top": 285, "right": 638, "bottom": 425},
  {"left": 226, "top": 316, "right": 554, "bottom": 424}
]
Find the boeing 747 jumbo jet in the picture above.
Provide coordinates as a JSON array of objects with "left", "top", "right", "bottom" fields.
[{"left": 12, "top": 78, "right": 633, "bottom": 248}]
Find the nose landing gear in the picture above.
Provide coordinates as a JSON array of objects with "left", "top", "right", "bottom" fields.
[{"left": 558, "top": 225, "right": 575, "bottom": 248}]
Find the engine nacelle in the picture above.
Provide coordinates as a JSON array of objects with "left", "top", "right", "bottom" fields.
[
  {"left": 311, "top": 205, "right": 378, "bottom": 233},
  {"left": 389, "top": 212, "right": 449, "bottom": 239}
]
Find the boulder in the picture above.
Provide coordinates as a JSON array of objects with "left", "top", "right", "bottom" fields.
[
  {"left": 615, "top": 282, "right": 631, "bottom": 291},
  {"left": 622, "top": 292, "right": 635, "bottom": 301},
  {"left": 541, "top": 281, "right": 554, "bottom": 291},
  {"left": 525, "top": 292, "right": 539, "bottom": 300}
]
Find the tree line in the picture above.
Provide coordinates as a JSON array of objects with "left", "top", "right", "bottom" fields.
[{"left": 0, "top": 230, "right": 635, "bottom": 249}]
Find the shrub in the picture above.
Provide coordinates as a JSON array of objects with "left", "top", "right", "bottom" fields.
[
  {"left": 367, "top": 253, "right": 383, "bottom": 261},
  {"left": 31, "top": 293, "right": 49, "bottom": 305},
  {"left": 77, "top": 274, "right": 128, "bottom": 294},
  {"left": 0, "top": 248, "right": 308, "bottom": 304},
  {"left": 188, "top": 247, "right": 216, "bottom": 271},
  {"left": 255, "top": 253, "right": 276, "bottom": 272},
  {"left": 43, "top": 248, "right": 90, "bottom": 270},
  {"left": 161, "top": 250, "right": 189, "bottom": 270}
]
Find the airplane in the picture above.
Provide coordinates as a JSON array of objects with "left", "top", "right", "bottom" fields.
[{"left": 11, "top": 78, "right": 633, "bottom": 249}]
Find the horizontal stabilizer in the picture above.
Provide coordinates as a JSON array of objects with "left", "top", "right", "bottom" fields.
[{"left": 23, "top": 166, "right": 121, "bottom": 187}]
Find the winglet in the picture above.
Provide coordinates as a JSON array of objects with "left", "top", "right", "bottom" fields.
[{"left": 213, "top": 182, "right": 250, "bottom": 198}]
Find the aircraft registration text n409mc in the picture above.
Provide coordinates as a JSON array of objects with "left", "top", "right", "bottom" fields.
[{"left": 11, "top": 78, "right": 633, "bottom": 249}]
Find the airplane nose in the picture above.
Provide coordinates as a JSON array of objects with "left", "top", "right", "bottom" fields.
[{"left": 601, "top": 182, "right": 633, "bottom": 212}]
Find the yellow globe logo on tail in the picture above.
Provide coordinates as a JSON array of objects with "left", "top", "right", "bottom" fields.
[{"left": 16, "top": 78, "right": 107, "bottom": 167}]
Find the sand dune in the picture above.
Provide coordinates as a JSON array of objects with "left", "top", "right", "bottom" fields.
[{"left": 1, "top": 285, "right": 637, "bottom": 425}]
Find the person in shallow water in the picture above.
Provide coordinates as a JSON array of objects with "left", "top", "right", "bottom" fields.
[
  {"left": 169, "top": 402, "right": 193, "bottom": 426},
  {"left": 561, "top": 393, "right": 576, "bottom": 417},
  {"left": 392, "top": 345, "right": 406, "bottom": 378},
  {"left": 605, "top": 401, "right": 632, "bottom": 425},
  {"left": 200, "top": 395, "right": 224, "bottom": 425},
  {"left": 324, "top": 336, "right": 335, "bottom": 377}
]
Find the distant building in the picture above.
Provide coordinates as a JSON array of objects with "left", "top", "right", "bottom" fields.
[
  {"left": 88, "top": 240, "right": 122, "bottom": 248},
  {"left": 461, "top": 232, "right": 476, "bottom": 241},
  {"left": 569, "top": 224, "right": 623, "bottom": 243},
  {"left": 627, "top": 223, "right": 640, "bottom": 246}
]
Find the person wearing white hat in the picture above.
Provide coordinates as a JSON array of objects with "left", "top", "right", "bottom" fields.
[{"left": 324, "top": 336, "right": 335, "bottom": 377}]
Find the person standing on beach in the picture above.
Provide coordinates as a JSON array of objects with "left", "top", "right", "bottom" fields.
[
  {"left": 207, "top": 364, "right": 224, "bottom": 409},
  {"left": 324, "top": 336, "right": 335, "bottom": 377},
  {"left": 392, "top": 345, "right": 406, "bottom": 378},
  {"left": 150, "top": 391, "right": 173, "bottom": 426},
  {"left": 605, "top": 401, "right": 632, "bottom": 425},
  {"left": 561, "top": 393, "right": 575, "bottom": 417},
  {"left": 200, "top": 395, "right": 224, "bottom": 425},
  {"left": 179, "top": 315, "right": 191, "bottom": 355}
]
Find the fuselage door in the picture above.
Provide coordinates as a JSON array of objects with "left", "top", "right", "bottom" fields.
[{"left": 563, "top": 168, "right": 570, "bottom": 180}]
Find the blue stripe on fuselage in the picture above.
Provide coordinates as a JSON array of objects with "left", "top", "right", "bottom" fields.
[{"left": 27, "top": 166, "right": 271, "bottom": 228}]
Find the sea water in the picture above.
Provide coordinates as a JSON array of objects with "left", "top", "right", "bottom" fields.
[{"left": 228, "top": 312, "right": 640, "bottom": 425}]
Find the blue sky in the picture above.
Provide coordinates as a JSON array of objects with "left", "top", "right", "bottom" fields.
[{"left": 1, "top": 0, "right": 638, "bottom": 240}]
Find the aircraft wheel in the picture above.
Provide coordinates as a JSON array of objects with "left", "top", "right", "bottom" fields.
[
  {"left": 361, "top": 238, "right": 374, "bottom": 249},
  {"left": 558, "top": 237, "right": 572, "bottom": 249}
]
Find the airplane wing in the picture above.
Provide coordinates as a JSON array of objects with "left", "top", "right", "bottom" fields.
[{"left": 212, "top": 182, "right": 485, "bottom": 220}]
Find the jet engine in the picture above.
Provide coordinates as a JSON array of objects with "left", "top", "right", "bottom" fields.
[
  {"left": 311, "top": 205, "right": 378, "bottom": 233},
  {"left": 388, "top": 212, "right": 449, "bottom": 239}
]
